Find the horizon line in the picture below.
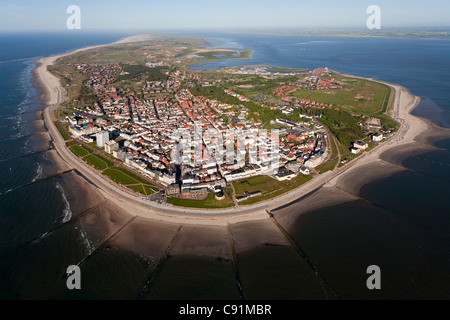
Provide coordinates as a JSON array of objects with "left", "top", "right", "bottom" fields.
[{"left": 2, "top": 26, "right": 450, "bottom": 33}]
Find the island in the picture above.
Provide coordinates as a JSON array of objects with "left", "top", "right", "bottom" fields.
[{"left": 36, "top": 34, "right": 422, "bottom": 219}]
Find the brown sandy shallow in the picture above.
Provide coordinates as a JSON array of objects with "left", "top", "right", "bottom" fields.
[
  {"left": 78, "top": 200, "right": 133, "bottom": 247},
  {"left": 229, "top": 219, "right": 290, "bottom": 253},
  {"left": 272, "top": 186, "right": 359, "bottom": 233},
  {"left": 57, "top": 170, "right": 105, "bottom": 216},
  {"left": 334, "top": 160, "right": 407, "bottom": 195},
  {"left": 413, "top": 120, "right": 450, "bottom": 145},
  {"left": 40, "top": 149, "right": 70, "bottom": 176},
  {"left": 170, "top": 225, "right": 232, "bottom": 259},
  {"left": 34, "top": 35, "right": 450, "bottom": 273},
  {"left": 379, "top": 142, "right": 442, "bottom": 165},
  {"left": 110, "top": 217, "right": 181, "bottom": 261}
]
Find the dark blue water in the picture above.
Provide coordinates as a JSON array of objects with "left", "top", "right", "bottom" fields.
[
  {"left": 0, "top": 31, "right": 449, "bottom": 299},
  {"left": 0, "top": 31, "right": 134, "bottom": 299}
]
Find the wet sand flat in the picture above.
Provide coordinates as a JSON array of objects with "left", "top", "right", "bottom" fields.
[
  {"left": 110, "top": 217, "right": 181, "bottom": 262},
  {"left": 170, "top": 224, "right": 232, "bottom": 260}
]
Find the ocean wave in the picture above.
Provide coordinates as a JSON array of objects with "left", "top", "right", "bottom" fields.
[
  {"left": 0, "top": 57, "right": 31, "bottom": 65},
  {"left": 0, "top": 130, "right": 46, "bottom": 143},
  {"left": 0, "top": 110, "right": 40, "bottom": 120},
  {"left": 32, "top": 162, "right": 43, "bottom": 183},
  {"left": 0, "top": 114, "right": 19, "bottom": 122},
  {"left": 32, "top": 231, "right": 49, "bottom": 244},
  {"left": 75, "top": 226, "right": 96, "bottom": 257},
  {"left": 15, "top": 60, "right": 38, "bottom": 114},
  {"left": 21, "top": 137, "right": 32, "bottom": 154},
  {"left": 0, "top": 119, "right": 38, "bottom": 129},
  {"left": 0, "top": 188, "right": 13, "bottom": 196},
  {"left": 0, "top": 124, "right": 26, "bottom": 141},
  {"left": 0, "top": 56, "right": 43, "bottom": 65},
  {"left": 55, "top": 182, "right": 73, "bottom": 223},
  {"left": 17, "top": 100, "right": 34, "bottom": 114}
]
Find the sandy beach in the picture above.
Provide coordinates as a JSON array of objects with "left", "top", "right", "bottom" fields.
[{"left": 35, "top": 35, "right": 443, "bottom": 231}]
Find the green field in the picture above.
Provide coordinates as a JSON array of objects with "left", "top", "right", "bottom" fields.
[
  {"left": 316, "top": 108, "right": 365, "bottom": 148},
  {"left": 196, "top": 51, "right": 238, "bottom": 59},
  {"left": 87, "top": 142, "right": 103, "bottom": 151},
  {"left": 233, "top": 174, "right": 313, "bottom": 205},
  {"left": 106, "top": 167, "right": 155, "bottom": 185},
  {"left": 167, "top": 191, "right": 234, "bottom": 209},
  {"left": 379, "top": 85, "right": 392, "bottom": 115},
  {"left": 103, "top": 167, "right": 158, "bottom": 195},
  {"left": 238, "top": 49, "right": 253, "bottom": 59},
  {"left": 180, "top": 49, "right": 254, "bottom": 67},
  {"left": 68, "top": 144, "right": 92, "bottom": 157},
  {"left": 83, "top": 154, "right": 113, "bottom": 170},
  {"left": 66, "top": 141, "right": 76, "bottom": 147},
  {"left": 127, "top": 184, "right": 156, "bottom": 196},
  {"left": 234, "top": 175, "right": 276, "bottom": 196},
  {"left": 67, "top": 143, "right": 158, "bottom": 195},
  {"left": 104, "top": 167, "right": 143, "bottom": 185},
  {"left": 143, "top": 185, "right": 157, "bottom": 196},
  {"left": 55, "top": 121, "right": 70, "bottom": 141},
  {"left": 293, "top": 77, "right": 390, "bottom": 115},
  {"left": 68, "top": 144, "right": 157, "bottom": 196},
  {"left": 378, "top": 114, "right": 400, "bottom": 131}
]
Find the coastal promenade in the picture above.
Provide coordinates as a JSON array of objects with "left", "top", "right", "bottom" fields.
[{"left": 37, "top": 36, "right": 424, "bottom": 226}]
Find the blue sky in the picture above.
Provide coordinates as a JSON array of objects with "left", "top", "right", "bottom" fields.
[{"left": 1, "top": 0, "right": 449, "bottom": 31}]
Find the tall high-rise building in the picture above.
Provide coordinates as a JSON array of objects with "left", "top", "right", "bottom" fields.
[{"left": 96, "top": 131, "right": 110, "bottom": 148}]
